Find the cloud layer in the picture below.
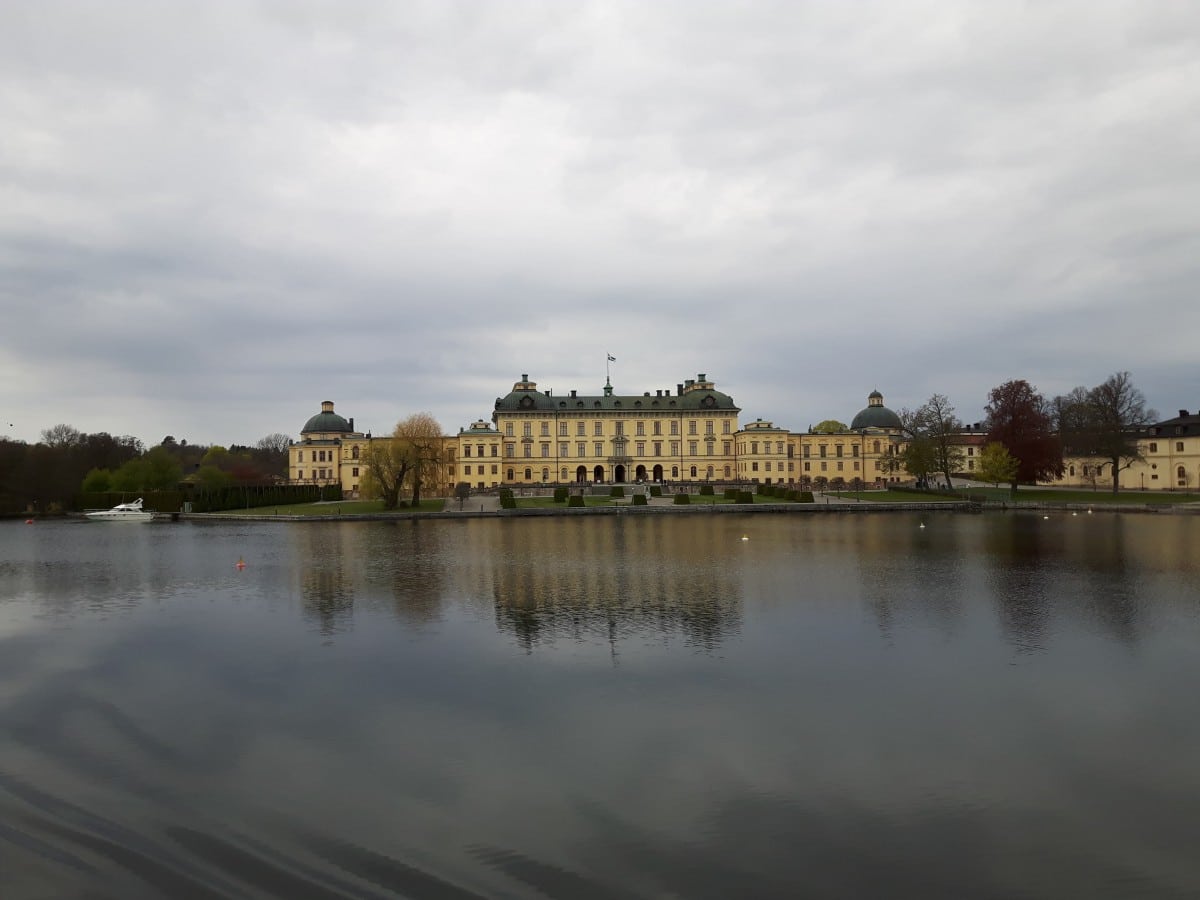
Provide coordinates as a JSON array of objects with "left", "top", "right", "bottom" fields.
[{"left": 3, "top": 1, "right": 1197, "bottom": 445}]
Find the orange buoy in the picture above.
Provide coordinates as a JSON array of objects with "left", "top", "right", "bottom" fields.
[
  {"left": 236, "top": 558, "right": 246, "bottom": 569},
  {"left": 25, "top": 519, "right": 34, "bottom": 524}
]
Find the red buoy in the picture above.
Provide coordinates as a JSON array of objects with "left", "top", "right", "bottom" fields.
[{"left": 236, "top": 558, "right": 246, "bottom": 570}]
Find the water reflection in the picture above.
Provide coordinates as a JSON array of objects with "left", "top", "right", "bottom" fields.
[{"left": 2, "top": 514, "right": 1200, "bottom": 899}]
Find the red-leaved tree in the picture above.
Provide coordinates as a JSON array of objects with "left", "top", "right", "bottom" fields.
[{"left": 985, "top": 380, "right": 1063, "bottom": 495}]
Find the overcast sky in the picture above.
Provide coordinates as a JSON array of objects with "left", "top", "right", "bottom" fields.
[{"left": 2, "top": 1, "right": 1197, "bottom": 447}]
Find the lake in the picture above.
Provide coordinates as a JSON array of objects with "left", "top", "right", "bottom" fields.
[{"left": 2, "top": 512, "right": 1199, "bottom": 899}]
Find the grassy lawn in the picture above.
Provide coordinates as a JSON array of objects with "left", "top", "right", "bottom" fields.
[
  {"left": 962, "top": 488, "right": 1200, "bottom": 505},
  {"left": 854, "top": 490, "right": 960, "bottom": 503},
  {"left": 220, "top": 499, "right": 445, "bottom": 515}
]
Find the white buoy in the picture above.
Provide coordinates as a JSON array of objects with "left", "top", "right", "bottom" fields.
[{"left": 740, "top": 535, "right": 749, "bottom": 541}]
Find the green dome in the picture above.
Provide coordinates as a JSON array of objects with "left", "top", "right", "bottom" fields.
[
  {"left": 850, "top": 391, "right": 902, "bottom": 430},
  {"left": 302, "top": 401, "right": 352, "bottom": 435}
]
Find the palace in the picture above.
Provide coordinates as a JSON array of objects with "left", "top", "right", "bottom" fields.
[
  {"left": 288, "top": 374, "right": 907, "bottom": 497},
  {"left": 288, "top": 376, "right": 1200, "bottom": 496}
]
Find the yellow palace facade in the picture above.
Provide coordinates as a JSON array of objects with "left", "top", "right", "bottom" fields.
[{"left": 288, "top": 374, "right": 908, "bottom": 497}]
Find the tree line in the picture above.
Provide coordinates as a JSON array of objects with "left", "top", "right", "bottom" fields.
[
  {"left": 0, "top": 426, "right": 294, "bottom": 514},
  {"left": 900, "top": 371, "right": 1157, "bottom": 496}
]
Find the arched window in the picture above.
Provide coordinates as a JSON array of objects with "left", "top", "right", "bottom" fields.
[
  {"left": 351, "top": 445, "right": 360, "bottom": 459},
  {"left": 690, "top": 466, "right": 697, "bottom": 477},
  {"left": 507, "top": 468, "right": 514, "bottom": 481},
  {"left": 872, "top": 440, "right": 880, "bottom": 454},
  {"left": 671, "top": 466, "right": 679, "bottom": 478},
  {"left": 524, "top": 468, "right": 532, "bottom": 480},
  {"left": 542, "top": 467, "right": 550, "bottom": 482}
]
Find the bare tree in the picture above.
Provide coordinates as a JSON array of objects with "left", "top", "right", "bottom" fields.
[
  {"left": 360, "top": 437, "right": 414, "bottom": 510},
  {"left": 1085, "top": 371, "right": 1157, "bottom": 495},
  {"left": 40, "top": 424, "right": 82, "bottom": 448},
  {"left": 256, "top": 433, "right": 293, "bottom": 454}
]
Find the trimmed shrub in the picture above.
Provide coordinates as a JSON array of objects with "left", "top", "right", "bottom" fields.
[
  {"left": 673, "top": 492, "right": 691, "bottom": 505},
  {"left": 736, "top": 491, "right": 754, "bottom": 504},
  {"left": 567, "top": 494, "right": 585, "bottom": 508},
  {"left": 632, "top": 493, "right": 647, "bottom": 506},
  {"left": 724, "top": 488, "right": 737, "bottom": 500},
  {"left": 699, "top": 484, "right": 714, "bottom": 496},
  {"left": 553, "top": 486, "right": 568, "bottom": 502},
  {"left": 796, "top": 491, "right": 815, "bottom": 503},
  {"left": 649, "top": 486, "right": 662, "bottom": 497},
  {"left": 610, "top": 486, "right": 625, "bottom": 498}
]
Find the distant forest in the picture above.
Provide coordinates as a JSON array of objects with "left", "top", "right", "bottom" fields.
[{"left": 0, "top": 426, "right": 291, "bottom": 515}]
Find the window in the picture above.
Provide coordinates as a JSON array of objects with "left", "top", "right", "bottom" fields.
[
  {"left": 540, "top": 422, "right": 549, "bottom": 436},
  {"left": 523, "top": 423, "right": 532, "bottom": 437},
  {"left": 577, "top": 422, "right": 585, "bottom": 436},
  {"left": 491, "top": 445, "right": 498, "bottom": 457},
  {"left": 819, "top": 445, "right": 827, "bottom": 458},
  {"left": 837, "top": 461, "right": 844, "bottom": 471},
  {"left": 670, "top": 421, "right": 679, "bottom": 435},
  {"left": 821, "top": 461, "right": 828, "bottom": 471},
  {"left": 751, "top": 442, "right": 759, "bottom": 454},
  {"left": 507, "top": 468, "right": 514, "bottom": 480},
  {"left": 352, "top": 446, "right": 359, "bottom": 459},
  {"left": 653, "top": 421, "right": 661, "bottom": 435},
  {"left": 525, "top": 468, "right": 532, "bottom": 480},
  {"left": 690, "top": 466, "right": 697, "bottom": 477},
  {"left": 836, "top": 445, "right": 843, "bottom": 458},
  {"left": 636, "top": 442, "right": 645, "bottom": 456},
  {"left": 723, "top": 421, "right": 730, "bottom": 434},
  {"left": 505, "top": 423, "right": 513, "bottom": 436},
  {"left": 298, "top": 469, "right": 304, "bottom": 479},
  {"left": 505, "top": 443, "right": 515, "bottom": 457},
  {"left": 765, "top": 461, "right": 772, "bottom": 471},
  {"left": 636, "top": 422, "right": 645, "bottom": 436},
  {"left": 706, "top": 421, "right": 714, "bottom": 435},
  {"left": 723, "top": 441, "right": 731, "bottom": 455},
  {"left": 542, "top": 467, "right": 550, "bottom": 481},
  {"left": 541, "top": 443, "right": 550, "bottom": 457},
  {"left": 464, "top": 445, "right": 471, "bottom": 457},
  {"left": 594, "top": 442, "right": 603, "bottom": 456},
  {"left": 967, "top": 446, "right": 974, "bottom": 457},
  {"left": 352, "top": 467, "right": 359, "bottom": 477},
  {"left": 577, "top": 442, "right": 586, "bottom": 457},
  {"left": 1177, "top": 442, "right": 1185, "bottom": 452},
  {"left": 873, "top": 440, "right": 880, "bottom": 454},
  {"left": 559, "top": 422, "right": 567, "bottom": 436},
  {"left": 1149, "top": 442, "right": 1157, "bottom": 453},
  {"left": 689, "top": 441, "right": 698, "bottom": 455},
  {"left": 654, "top": 442, "right": 662, "bottom": 456},
  {"left": 752, "top": 462, "right": 759, "bottom": 471},
  {"left": 559, "top": 443, "right": 569, "bottom": 457},
  {"left": 523, "top": 445, "right": 531, "bottom": 457},
  {"left": 594, "top": 422, "right": 603, "bottom": 436},
  {"left": 803, "top": 445, "right": 810, "bottom": 458},
  {"left": 671, "top": 442, "right": 680, "bottom": 456},
  {"left": 615, "top": 422, "right": 624, "bottom": 436},
  {"left": 689, "top": 421, "right": 697, "bottom": 435},
  {"left": 672, "top": 466, "right": 679, "bottom": 477},
  {"left": 851, "top": 444, "right": 858, "bottom": 457},
  {"left": 465, "top": 465, "right": 472, "bottom": 475},
  {"left": 706, "top": 444, "right": 714, "bottom": 455}
]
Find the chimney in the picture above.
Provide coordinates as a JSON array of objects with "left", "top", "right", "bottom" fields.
[
  {"left": 1180, "top": 409, "right": 1189, "bottom": 418},
  {"left": 570, "top": 389, "right": 577, "bottom": 398},
  {"left": 677, "top": 383, "right": 684, "bottom": 395},
  {"left": 349, "top": 417, "right": 354, "bottom": 431}
]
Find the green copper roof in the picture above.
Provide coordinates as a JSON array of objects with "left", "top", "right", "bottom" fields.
[{"left": 302, "top": 401, "right": 353, "bottom": 435}]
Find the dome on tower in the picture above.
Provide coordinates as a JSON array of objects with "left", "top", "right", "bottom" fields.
[
  {"left": 850, "top": 391, "right": 902, "bottom": 430},
  {"left": 302, "top": 400, "right": 352, "bottom": 435}
]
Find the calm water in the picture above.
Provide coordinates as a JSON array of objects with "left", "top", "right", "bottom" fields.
[{"left": 2, "top": 512, "right": 1199, "bottom": 899}]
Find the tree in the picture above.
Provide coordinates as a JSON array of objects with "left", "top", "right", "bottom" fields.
[
  {"left": 82, "top": 467, "right": 112, "bottom": 493},
  {"left": 1083, "top": 372, "right": 1156, "bottom": 495},
  {"left": 360, "top": 439, "right": 412, "bottom": 509},
  {"left": 976, "top": 442, "right": 1019, "bottom": 489},
  {"left": 256, "top": 433, "right": 293, "bottom": 454},
  {"left": 454, "top": 481, "right": 471, "bottom": 509},
  {"left": 40, "top": 424, "right": 82, "bottom": 449},
  {"left": 901, "top": 394, "right": 964, "bottom": 489},
  {"left": 984, "top": 380, "right": 1062, "bottom": 495},
  {"left": 812, "top": 420, "right": 848, "bottom": 434},
  {"left": 395, "top": 412, "right": 445, "bottom": 506},
  {"left": 901, "top": 437, "right": 938, "bottom": 487}
]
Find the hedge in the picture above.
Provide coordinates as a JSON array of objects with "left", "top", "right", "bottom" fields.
[{"left": 673, "top": 493, "right": 691, "bottom": 505}]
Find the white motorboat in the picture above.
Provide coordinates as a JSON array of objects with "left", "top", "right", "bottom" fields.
[{"left": 84, "top": 498, "right": 155, "bottom": 522}]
